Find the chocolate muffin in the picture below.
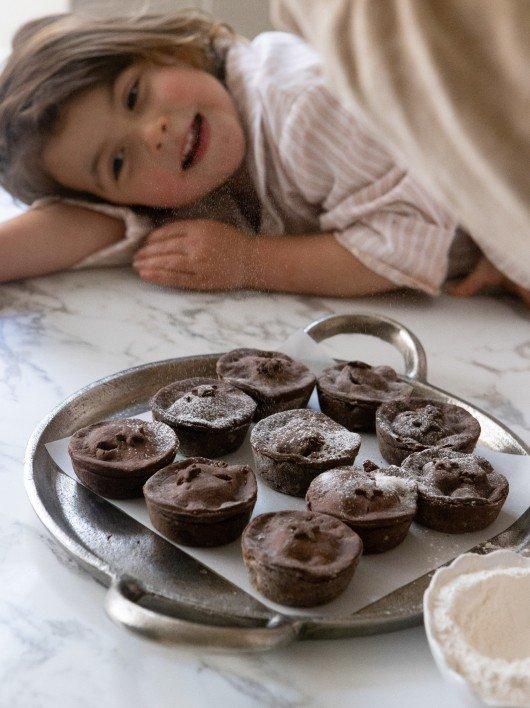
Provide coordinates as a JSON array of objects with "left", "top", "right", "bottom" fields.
[
  {"left": 250, "top": 409, "right": 361, "bottom": 497},
  {"left": 150, "top": 377, "right": 256, "bottom": 457},
  {"left": 376, "top": 399, "right": 481, "bottom": 464},
  {"left": 242, "top": 510, "right": 363, "bottom": 607},
  {"left": 68, "top": 418, "right": 179, "bottom": 499},
  {"left": 216, "top": 348, "right": 316, "bottom": 420},
  {"left": 317, "top": 361, "right": 414, "bottom": 432},
  {"left": 401, "top": 448, "right": 509, "bottom": 533},
  {"left": 306, "top": 460, "right": 417, "bottom": 553},
  {"left": 143, "top": 457, "right": 257, "bottom": 547}
]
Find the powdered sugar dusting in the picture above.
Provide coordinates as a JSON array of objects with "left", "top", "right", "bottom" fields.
[
  {"left": 402, "top": 449, "right": 507, "bottom": 502},
  {"left": 310, "top": 466, "right": 417, "bottom": 512},
  {"left": 72, "top": 418, "right": 177, "bottom": 463},
  {"left": 168, "top": 389, "right": 253, "bottom": 428},
  {"left": 374, "top": 471, "right": 417, "bottom": 509},
  {"left": 320, "top": 361, "right": 413, "bottom": 403},
  {"left": 251, "top": 409, "right": 360, "bottom": 460}
]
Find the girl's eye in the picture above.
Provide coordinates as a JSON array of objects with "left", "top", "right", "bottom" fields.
[
  {"left": 126, "top": 79, "right": 139, "bottom": 110},
  {"left": 112, "top": 152, "right": 124, "bottom": 181}
]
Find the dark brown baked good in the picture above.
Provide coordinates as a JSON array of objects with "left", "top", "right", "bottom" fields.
[
  {"left": 401, "top": 448, "right": 509, "bottom": 533},
  {"left": 250, "top": 409, "right": 361, "bottom": 497},
  {"left": 143, "top": 457, "right": 257, "bottom": 546},
  {"left": 317, "top": 361, "right": 413, "bottom": 432},
  {"left": 68, "top": 418, "right": 179, "bottom": 499},
  {"left": 306, "top": 460, "right": 417, "bottom": 553},
  {"left": 241, "top": 510, "right": 363, "bottom": 606},
  {"left": 376, "top": 399, "right": 481, "bottom": 464},
  {"left": 150, "top": 377, "right": 256, "bottom": 457},
  {"left": 216, "top": 348, "right": 316, "bottom": 420}
]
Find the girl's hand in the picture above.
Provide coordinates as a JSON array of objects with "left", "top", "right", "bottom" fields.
[
  {"left": 132, "top": 219, "right": 256, "bottom": 291},
  {"left": 446, "top": 256, "right": 530, "bottom": 307}
]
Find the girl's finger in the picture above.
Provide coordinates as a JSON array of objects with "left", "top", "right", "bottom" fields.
[
  {"left": 134, "top": 241, "right": 187, "bottom": 261},
  {"left": 133, "top": 254, "right": 193, "bottom": 272},
  {"left": 145, "top": 224, "right": 188, "bottom": 245},
  {"left": 137, "top": 268, "right": 197, "bottom": 289}
]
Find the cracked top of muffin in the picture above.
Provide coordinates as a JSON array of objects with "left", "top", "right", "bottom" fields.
[
  {"left": 307, "top": 460, "right": 417, "bottom": 524},
  {"left": 150, "top": 377, "right": 256, "bottom": 429},
  {"left": 318, "top": 361, "right": 413, "bottom": 403},
  {"left": 216, "top": 348, "right": 316, "bottom": 399},
  {"left": 377, "top": 399, "right": 480, "bottom": 449},
  {"left": 242, "top": 510, "right": 362, "bottom": 576},
  {"left": 401, "top": 449, "right": 508, "bottom": 503},
  {"left": 68, "top": 418, "right": 178, "bottom": 472},
  {"left": 250, "top": 409, "right": 361, "bottom": 464},
  {"left": 143, "top": 457, "right": 257, "bottom": 516}
]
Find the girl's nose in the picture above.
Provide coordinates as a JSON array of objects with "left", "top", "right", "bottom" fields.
[{"left": 142, "top": 116, "right": 169, "bottom": 153}]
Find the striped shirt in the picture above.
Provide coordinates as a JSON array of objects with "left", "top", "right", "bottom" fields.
[{"left": 43, "top": 32, "right": 459, "bottom": 294}]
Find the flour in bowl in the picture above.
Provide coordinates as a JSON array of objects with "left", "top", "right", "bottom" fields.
[{"left": 431, "top": 566, "right": 530, "bottom": 706}]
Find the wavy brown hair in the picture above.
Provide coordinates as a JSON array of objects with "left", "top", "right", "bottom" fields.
[{"left": 0, "top": 10, "right": 235, "bottom": 204}]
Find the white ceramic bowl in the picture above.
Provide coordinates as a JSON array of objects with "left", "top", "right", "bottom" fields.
[{"left": 423, "top": 549, "right": 530, "bottom": 707}]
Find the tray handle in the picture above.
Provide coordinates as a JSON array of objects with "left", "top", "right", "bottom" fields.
[
  {"left": 304, "top": 312, "right": 427, "bottom": 382},
  {"left": 105, "top": 577, "right": 300, "bottom": 650}
]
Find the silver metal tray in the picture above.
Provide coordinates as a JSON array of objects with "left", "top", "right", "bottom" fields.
[{"left": 24, "top": 313, "right": 529, "bottom": 650}]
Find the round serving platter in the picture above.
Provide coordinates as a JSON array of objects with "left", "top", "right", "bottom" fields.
[{"left": 24, "top": 313, "right": 530, "bottom": 650}]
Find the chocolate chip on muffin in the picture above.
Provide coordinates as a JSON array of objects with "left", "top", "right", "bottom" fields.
[
  {"left": 150, "top": 377, "right": 256, "bottom": 457},
  {"left": 242, "top": 510, "right": 363, "bottom": 606},
  {"left": 306, "top": 460, "right": 417, "bottom": 552},
  {"left": 143, "top": 457, "right": 257, "bottom": 546},
  {"left": 216, "top": 348, "right": 316, "bottom": 420},
  {"left": 401, "top": 448, "right": 508, "bottom": 533},
  {"left": 376, "top": 399, "right": 481, "bottom": 464},
  {"left": 68, "top": 418, "right": 179, "bottom": 499},
  {"left": 317, "top": 361, "right": 414, "bottom": 431},
  {"left": 250, "top": 409, "right": 361, "bottom": 497}
]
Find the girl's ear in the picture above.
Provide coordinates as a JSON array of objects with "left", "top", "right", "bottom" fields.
[{"left": 11, "top": 15, "right": 65, "bottom": 49}]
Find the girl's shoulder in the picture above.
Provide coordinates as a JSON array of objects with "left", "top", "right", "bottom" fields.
[
  {"left": 226, "top": 32, "right": 324, "bottom": 89},
  {"left": 245, "top": 30, "right": 320, "bottom": 63},
  {"left": 226, "top": 31, "right": 327, "bottom": 108}
]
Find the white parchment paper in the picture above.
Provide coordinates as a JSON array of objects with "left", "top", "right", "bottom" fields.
[{"left": 45, "top": 361, "right": 530, "bottom": 618}]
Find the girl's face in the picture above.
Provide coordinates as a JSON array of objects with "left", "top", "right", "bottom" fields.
[{"left": 42, "top": 60, "right": 246, "bottom": 208}]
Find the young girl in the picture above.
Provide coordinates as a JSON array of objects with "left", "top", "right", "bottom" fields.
[{"left": 0, "top": 10, "right": 522, "bottom": 301}]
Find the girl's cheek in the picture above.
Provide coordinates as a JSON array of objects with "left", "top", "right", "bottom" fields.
[
  {"left": 156, "top": 79, "right": 184, "bottom": 106},
  {"left": 154, "top": 70, "right": 201, "bottom": 108}
]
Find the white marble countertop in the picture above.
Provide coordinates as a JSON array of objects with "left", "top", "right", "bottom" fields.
[{"left": 1, "top": 266, "right": 529, "bottom": 708}]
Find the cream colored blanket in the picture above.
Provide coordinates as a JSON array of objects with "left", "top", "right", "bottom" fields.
[{"left": 271, "top": 0, "right": 530, "bottom": 287}]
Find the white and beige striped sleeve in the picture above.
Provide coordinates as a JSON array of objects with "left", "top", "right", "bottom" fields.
[{"left": 276, "top": 83, "right": 458, "bottom": 295}]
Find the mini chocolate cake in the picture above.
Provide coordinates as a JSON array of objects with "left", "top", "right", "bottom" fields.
[
  {"left": 317, "top": 361, "right": 414, "bottom": 432},
  {"left": 376, "top": 399, "right": 481, "bottom": 464},
  {"left": 250, "top": 409, "right": 361, "bottom": 497},
  {"left": 150, "top": 377, "right": 256, "bottom": 457},
  {"left": 306, "top": 460, "right": 417, "bottom": 553},
  {"left": 216, "top": 348, "right": 316, "bottom": 420},
  {"left": 143, "top": 457, "right": 257, "bottom": 547},
  {"left": 241, "top": 510, "right": 363, "bottom": 607},
  {"left": 401, "top": 448, "right": 509, "bottom": 533},
  {"left": 68, "top": 418, "right": 179, "bottom": 499}
]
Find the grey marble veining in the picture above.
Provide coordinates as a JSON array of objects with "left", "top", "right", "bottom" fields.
[{"left": 1, "top": 265, "right": 529, "bottom": 708}]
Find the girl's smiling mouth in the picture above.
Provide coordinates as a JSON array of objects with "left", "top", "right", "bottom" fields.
[{"left": 181, "top": 113, "right": 209, "bottom": 170}]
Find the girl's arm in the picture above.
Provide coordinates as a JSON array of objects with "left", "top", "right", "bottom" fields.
[
  {"left": 133, "top": 219, "right": 396, "bottom": 297},
  {"left": 246, "top": 231, "right": 396, "bottom": 297},
  {"left": 0, "top": 202, "right": 124, "bottom": 282}
]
